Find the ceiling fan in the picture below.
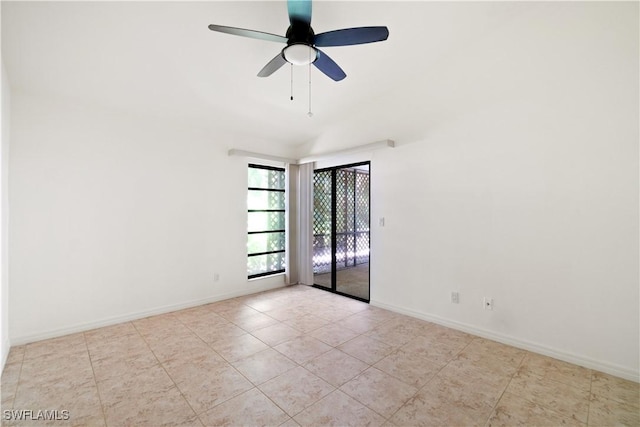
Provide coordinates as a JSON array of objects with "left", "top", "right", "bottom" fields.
[{"left": 208, "top": 0, "right": 389, "bottom": 82}]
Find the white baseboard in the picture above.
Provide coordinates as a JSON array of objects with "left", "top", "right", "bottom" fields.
[
  {"left": 11, "top": 283, "right": 287, "bottom": 346},
  {"left": 1, "top": 337, "right": 9, "bottom": 371},
  {"left": 371, "top": 299, "right": 639, "bottom": 383}
]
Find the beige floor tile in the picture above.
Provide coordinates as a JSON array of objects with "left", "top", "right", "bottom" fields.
[
  {"left": 422, "top": 365, "right": 509, "bottom": 411},
  {"left": 259, "top": 366, "right": 335, "bottom": 417},
  {"left": 1, "top": 359, "right": 21, "bottom": 409},
  {"left": 132, "top": 313, "right": 186, "bottom": 337},
  {"left": 174, "top": 364, "right": 254, "bottom": 415},
  {"left": 428, "top": 323, "right": 472, "bottom": 339},
  {"left": 187, "top": 319, "right": 246, "bottom": 345},
  {"left": 310, "top": 306, "right": 354, "bottom": 323},
  {"left": 6, "top": 286, "right": 627, "bottom": 427},
  {"left": 309, "top": 322, "right": 360, "bottom": 347},
  {"left": 390, "top": 385, "right": 491, "bottom": 427},
  {"left": 232, "top": 312, "right": 280, "bottom": 332},
  {"left": 2, "top": 344, "right": 26, "bottom": 409},
  {"left": 92, "top": 353, "right": 159, "bottom": 382},
  {"left": 304, "top": 349, "right": 369, "bottom": 387},
  {"left": 366, "top": 322, "right": 419, "bottom": 347},
  {"left": 358, "top": 307, "right": 406, "bottom": 324},
  {"left": 5, "top": 346, "right": 26, "bottom": 365},
  {"left": 145, "top": 333, "right": 214, "bottom": 363},
  {"left": 23, "top": 333, "right": 88, "bottom": 363},
  {"left": 425, "top": 323, "right": 474, "bottom": 343},
  {"left": 506, "top": 370, "right": 590, "bottom": 423},
  {"left": 591, "top": 371, "right": 640, "bottom": 407},
  {"left": 264, "top": 306, "right": 310, "bottom": 322},
  {"left": 199, "top": 387, "right": 289, "bottom": 427},
  {"left": 340, "top": 313, "right": 381, "bottom": 334},
  {"left": 340, "top": 367, "right": 418, "bottom": 418},
  {"left": 98, "top": 364, "right": 173, "bottom": 405},
  {"left": 218, "top": 304, "right": 263, "bottom": 321},
  {"left": 162, "top": 352, "right": 253, "bottom": 414},
  {"left": 400, "top": 333, "right": 468, "bottom": 365},
  {"left": 588, "top": 394, "right": 640, "bottom": 427},
  {"left": 374, "top": 348, "right": 443, "bottom": 388},
  {"left": 172, "top": 305, "right": 221, "bottom": 324},
  {"left": 13, "top": 379, "right": 105, "bottom": 427},
  {"left": 89, "top": 336, "right": 158, "bottom": 383},
  {"left": 336, "top": 298, "right": 370, "bottom": 314},
  {"left": 86, "top": 333, "right": 149, "bottom": 360},
  {"left": 19, "top": 351, "right": 94, "bottom": 388},
  {"left": 518, "top": 353, "right": 592, "bottom": 392},
  {"left": 104, "top": 387, "right": 196, "bottom": 426},
  {"left": 251, "top": 323, "right": 302, "bottom": 347},
  {"left": 99, "top": 365, "right": 196, "bottom": 426},
  {"left": 214, "top": 303, "right": 261, "bottom": 322},
  {"left": 210, "top": 333, "right": 269, "bottom": 363},
  {"left": 84, "top": 322, "right": 139, "bottom": 344},
  {"left": 279, "top": 417, "right": 301, "bottom": 427},
  {"left": 487, "top": 392, "right": 584, "bottom": 427},
  {"left": 294, "top": 390, "right": 386, "bottom": 427},
  {"left": 338, "top": 335, "right": 395, "bottom": 365},
  {"left": 448, "top": 338, "right": 525, "bottom": 377},
  {"left": 209, "top": 297, "right": 246, "bottom": 311},
  {"left": 274, "top": 336, "right": 332, "bottom": 364},
  {"left": 244, "top": 298, "right": 287, "bottom": 313},
  {"left": 283, "top": 314, "right": 331, "bottom": 333},
  {"left": 161, "top": 350, "right": 228, "bottom": 382},
  {"left": 405, "top": 318, "right": 438, "bottom": 336},
  {"left": 1, "top": 357, "right": 23, "bottom": 388},
  {"left": 232, "top": 348, "right": 298, "bottom": 385},
  {"left": 309, "top": 291, "right": 348, "bottom": 304},
  {"left": 179, "top": 313, "right": 232, "bottom": 335}
]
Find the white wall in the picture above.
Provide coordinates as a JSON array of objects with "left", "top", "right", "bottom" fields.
[
  {"left": 9, "top": 92, "right": 290, "bottom": 343},
  {"left": 1, "top": 61, "right": 11, "bottom": 369},
  {"left": 302, "top": 3, "right": 639, "bottom": 380},
  {"left": 7, "top": 2, "right": 638, "bottom": 381}
]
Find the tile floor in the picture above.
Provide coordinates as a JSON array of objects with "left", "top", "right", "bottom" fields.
[{"left": 1, "top": 285, "right": 638, "bottom": 426}]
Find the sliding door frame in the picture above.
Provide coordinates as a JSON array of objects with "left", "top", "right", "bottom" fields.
[{"left": 312, "top": 161, "right": 371, "bottom": 303}]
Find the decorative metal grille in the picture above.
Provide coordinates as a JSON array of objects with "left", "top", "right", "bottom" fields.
[
  {"left": 313, "top": 167, "right": 369, "bottom": 276},
  {"left": 313, "top": 171, "right": 332, "bottom": 274}
]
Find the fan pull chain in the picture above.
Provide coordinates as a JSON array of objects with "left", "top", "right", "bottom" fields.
[{"left": 290, "top": 64, "right": 293, "bottom": 101}]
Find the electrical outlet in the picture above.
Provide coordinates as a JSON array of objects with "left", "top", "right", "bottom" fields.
[
  {"left": 451, "top": 292, "right": 459, "bottom": 304},
  {"left": 483, "top": 297, "right": 493, "bottom": 310},
  {"left": 214, "top": 273, "right": 220, "bottom": 282}
]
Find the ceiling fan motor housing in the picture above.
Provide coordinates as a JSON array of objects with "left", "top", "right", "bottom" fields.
[
  {"left": 285, "top": 22, "right": 315, "bottom": 44},
  {"left": 283, "top": 24, "right": 318, "bottom": 65}
]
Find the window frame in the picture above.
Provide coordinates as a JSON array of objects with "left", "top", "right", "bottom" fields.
[{"left": 247, "top": 163, "right": 286, "bottom": 279}]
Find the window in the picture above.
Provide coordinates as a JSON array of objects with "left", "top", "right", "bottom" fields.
[{"left": 247, "top": 164, "right": 286, "bottom": 278}]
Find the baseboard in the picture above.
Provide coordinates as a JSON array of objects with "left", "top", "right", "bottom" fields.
[
  {"left": 370, "top": 299, "right": 639, "bottom": 383},
  {"left": 11, "top": 282, "right": 287, "bottom": 346},
  {"left": 1, "top": 337, "right": 9, "bottom": 371}
]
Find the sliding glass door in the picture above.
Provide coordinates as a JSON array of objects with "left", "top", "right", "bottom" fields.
[{"left": 312, "top": 162, "right": 370, "bottom": 302}]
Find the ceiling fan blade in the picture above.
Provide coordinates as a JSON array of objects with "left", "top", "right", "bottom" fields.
[
  {"left": 257, "top": 53, "right": 287, "bottom": 77},
  {"left": 288, "top": 0, "right": 312, "bottom": 27},
  {"left": 208, "top": 24, "right": 287, "bottom": 44},
  {"left": 314, "top": 26, "right": 389, "bottom": 47},
  {"left": 313, "top": 49, "right": 346, "bottom": 81}
]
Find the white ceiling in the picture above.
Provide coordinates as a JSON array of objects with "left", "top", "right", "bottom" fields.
[{"left": 2, "top": 1, "right": 524, "bottom": 148}]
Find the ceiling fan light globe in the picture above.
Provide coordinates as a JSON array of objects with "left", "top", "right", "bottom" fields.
[{"left": 283, "top": 44, "right": 317, "bottom": 65}]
